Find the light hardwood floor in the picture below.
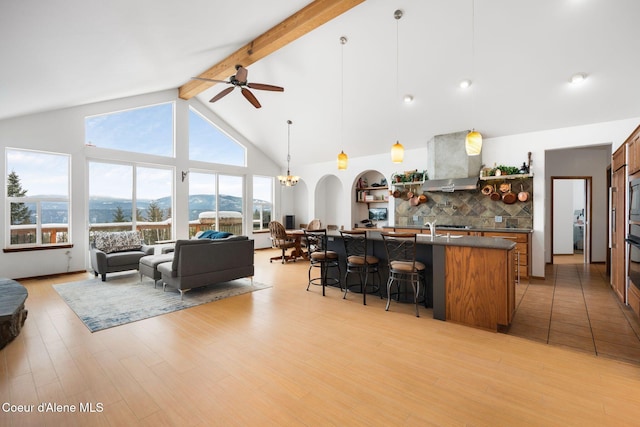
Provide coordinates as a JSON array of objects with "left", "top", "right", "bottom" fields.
[{"left": 2, "top": 249, "right": 640, "bottom": 426}]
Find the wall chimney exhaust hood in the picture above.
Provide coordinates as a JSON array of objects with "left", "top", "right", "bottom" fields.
[{"left": 422, "top": 131, "right": 481, "bottom": 192}]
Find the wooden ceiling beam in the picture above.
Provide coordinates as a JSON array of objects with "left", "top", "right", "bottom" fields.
[{"left": 178, "top": 0, "right": 366, "bottom": 100}]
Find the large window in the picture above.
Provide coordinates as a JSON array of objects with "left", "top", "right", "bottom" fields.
[
  {"left": 88, "top": 161, "right": 173, "bottom": 244},
  {"left": 252, "top": 176, "right": 273, "bottom": 231},
  {"left": 6, "top": 148, "right": 70, "bottom": 248},
  {"left": 189, "top": 108, "right": 246, "bottom": 166},
  {"left": 189, "top": 172, "right": 244, "bottom": 236},
  {"left": 85, "top": 102, "right": 174, "bottom": 157}
]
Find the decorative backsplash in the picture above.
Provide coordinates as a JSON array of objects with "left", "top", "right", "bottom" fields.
[{"left": 394, "top": 177, "right": 533, "bottom": 229}]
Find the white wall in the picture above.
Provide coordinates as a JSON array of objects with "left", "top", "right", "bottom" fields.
[
  {"left": 553, "top": 180, "right": 577, "bottom": 255},
  {"left": 0, "top": 90, "right": 282, "bottom": 278}
]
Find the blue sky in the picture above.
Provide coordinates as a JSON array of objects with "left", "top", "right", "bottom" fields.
[{"left": 8, "top": 103, "right": 268, "bottom": 203}]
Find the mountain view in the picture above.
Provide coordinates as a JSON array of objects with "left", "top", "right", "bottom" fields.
[{"left": 21, "top": 195, "right": 270, "bottom": 224}]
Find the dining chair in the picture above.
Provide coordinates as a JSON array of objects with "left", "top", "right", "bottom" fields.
[{"left": 268, "top": 221, "right": 296, "bottom": 264}]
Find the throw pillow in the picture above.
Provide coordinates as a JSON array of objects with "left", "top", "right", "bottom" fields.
[
  {"left": 93, "top": 231, "right": 142, "bottom": 253},
  {"left": 198, "top": 230, "right": 232, "bottom": 239}
]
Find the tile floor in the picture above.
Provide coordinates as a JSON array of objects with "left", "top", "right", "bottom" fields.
[{"left": 507, "top": 262, "right": 640, "bottom": 366}]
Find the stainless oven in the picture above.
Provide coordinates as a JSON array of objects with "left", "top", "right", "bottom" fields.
[{"left": 626, "top": 224, "right": 640, "bottom": 290}]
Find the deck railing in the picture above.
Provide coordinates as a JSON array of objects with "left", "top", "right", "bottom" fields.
[{"left": 10, "top": 218, "right": 245, "bottom": 246}]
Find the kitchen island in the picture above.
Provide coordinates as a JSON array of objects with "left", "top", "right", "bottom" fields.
[{"left": 328, "top": 230, "right": 516, "bottom": 331}]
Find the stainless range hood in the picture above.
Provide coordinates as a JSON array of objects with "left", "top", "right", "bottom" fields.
[
  {"left": 422, "top": 131, "right": 481, "bottom": 192},
  {"left": 422, "top": 176, "right": 479, "bottom": 192}
]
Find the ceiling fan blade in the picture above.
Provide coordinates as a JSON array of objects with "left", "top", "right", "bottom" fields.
[
  {"left": 209, "top": 86, "right": 235, "bottom": 103},
  {"left": 235, "top": 66, "right": 248, "bottom": 83},
  {"left": 241, "top": 88, "right": 261, "bottom": 108},
  {"left": 191, "top": 76, "right": 230, "bottom": 84},
  {"left": 247, "top": 83, "right": 284, "bottom": 92}
]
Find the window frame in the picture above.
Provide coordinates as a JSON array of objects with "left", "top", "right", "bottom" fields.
[
  {"left": 87, "top": 159, "right": 175, "bottom": 244},
  {"left": 5, "top": 148, "right": 71, "bottom": 249},
  {"left": 188, "top": 106, "right": 247, "bottom": 167},
  {"left": 252, "top": 175, "right": 274, "bottom": 232},
  {"left": 188, "top": 169, "right": 245, "bottom": 237},
  {"left": 84, "top": 101, "right": 176, "bottom": 158}
]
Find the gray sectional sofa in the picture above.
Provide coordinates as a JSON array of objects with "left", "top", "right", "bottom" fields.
[{"left": 156, "top": 237, "right": 254, "bottom": 299}]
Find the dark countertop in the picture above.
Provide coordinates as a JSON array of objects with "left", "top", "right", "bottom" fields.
[
  {"left": 382, "top": 225, "right": 533, "bottom": 234},
  {"left": 329, "top": 230, "right": 516, "bottom": 250}
]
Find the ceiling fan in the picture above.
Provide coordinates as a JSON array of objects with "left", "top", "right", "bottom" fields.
[{"left": 192, "top": 65, "right": 284, "bottom": 108}]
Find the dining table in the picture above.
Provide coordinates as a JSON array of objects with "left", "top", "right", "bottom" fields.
[{"left": 285, "top": 229, "right": 308, "bottom": 260}]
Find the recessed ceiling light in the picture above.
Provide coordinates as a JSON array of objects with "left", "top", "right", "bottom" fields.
[
  {"left": 459, "top": 79, "right": 472, "bottom": 89},
  {"left": 569, "top": 72, "right": 587, "bottom": 85},
  {"left": 403, "top": 94, "right": 414, "bottom": 103}
]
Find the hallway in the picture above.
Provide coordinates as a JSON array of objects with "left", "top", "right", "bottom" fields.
[{"left": 507, "top": 263, "right": 640, "bottom": 365}]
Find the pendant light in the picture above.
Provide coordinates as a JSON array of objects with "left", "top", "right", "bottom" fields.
[
  {"left": 278, "top": 120, "right": 299, "bottom": 187},
  {"left": 465, "top": 0, "right": 482, "bottom": 156},
  {"left": 391, "top": 9, "right": 404, "bottom": 164},
  {"left": 337, "top": 36, "right": 348, "bottom": 170}
]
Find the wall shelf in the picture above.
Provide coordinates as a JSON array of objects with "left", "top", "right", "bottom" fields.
[
  {"left": 391, "top": 181, "right": 425, "bottom": 187},
  {"left": 479, "top": 173, "right": 533, "bottom": 181}
]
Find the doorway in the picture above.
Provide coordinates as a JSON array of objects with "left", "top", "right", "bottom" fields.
[{"left": 551, "top": 177, "right": 592, "bottom": 264}]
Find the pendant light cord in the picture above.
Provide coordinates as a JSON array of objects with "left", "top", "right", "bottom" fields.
[
  {"left": 471, "top": 0, "right": 476, "bottom": 131},
  {"left": 395, "top": 10, "right": 400, "bottom": 140},
  {"left": 341, "top": 37, "right": 345, "bottom": 149},
  {"left": 286, "top": 119, "right": 292, "bottom": 175}
]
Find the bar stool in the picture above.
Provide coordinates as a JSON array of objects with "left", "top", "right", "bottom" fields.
[
  {"left": 304, "top": 229, "right": 341, "bottom": 296},
  {"left": 340, "top": 230, "right": 382, "bottom": 305},
  {"left": 381, "top": 232, "right": 427, "bottom": 317}
]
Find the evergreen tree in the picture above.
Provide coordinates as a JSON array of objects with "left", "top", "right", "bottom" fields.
[
  {"left": 146, "top": 200, "right": 166, "bottom": 243},
  {"left": 7, "top": 170, "right": 32, "bottom": 224},
  {"left": 136, "top": 208, "right": 145, "bottom": 222},
  {"left": 146, "top": 200, "right": 165, "bottom": 222},
  {"left": 112, "top": 206, "right": 128, "bottom": 222}
]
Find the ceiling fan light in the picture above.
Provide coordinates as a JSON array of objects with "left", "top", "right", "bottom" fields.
[
  {"left": 459, "top": 79, "right": 472, "bottom": 89},
  {"left": 465, "top": 130, "right": 482, "bottom": 156},
  {"left": 391, "top": 141, "right": 404, "bottom": 163},
  {"left": 337, "top": 150, "right": 348, "bottom": 170}
]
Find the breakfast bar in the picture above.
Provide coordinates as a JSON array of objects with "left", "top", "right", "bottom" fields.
[{"left": 328, "top": 230, "right": 517, "bottom": 331}]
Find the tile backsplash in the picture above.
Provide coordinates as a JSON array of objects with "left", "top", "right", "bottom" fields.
[{"left": 394, "top": 177, "right": 533, "bottom": 229}]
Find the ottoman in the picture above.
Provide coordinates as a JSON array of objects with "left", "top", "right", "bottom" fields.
[{"left": 139, "top": 253, "right": 174, "bottom": 287}]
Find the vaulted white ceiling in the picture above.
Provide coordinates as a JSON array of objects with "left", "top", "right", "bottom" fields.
[{"left": 2, "top": 0, "right": 640, "bottom": 170}]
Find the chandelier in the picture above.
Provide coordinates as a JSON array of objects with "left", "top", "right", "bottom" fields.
[{"left": 278, "top": 120, "right": 299, "bottom": 186}]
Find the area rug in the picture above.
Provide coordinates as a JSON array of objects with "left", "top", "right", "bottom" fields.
[{"left": 53, "top": 274, "right": 270, "bottom": 332}]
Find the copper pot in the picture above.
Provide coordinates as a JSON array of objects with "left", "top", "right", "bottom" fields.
[
  {"left": 419, "top": 194, "right": 427, "bottom": 203},
  {"left": 481, "top": 184, "right": 493, "bottom": 196},
  {"left": 490, "top": 185, "right": 501, "bottom": 201},
  {"left": 502, "top": 184, "right": 517, "bottom": 204},
  {"left": 518, "top": 184, "right": 530, "bottom": 202}
]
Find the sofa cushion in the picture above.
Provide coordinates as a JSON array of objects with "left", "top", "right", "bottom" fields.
[
  {"left": 93, "top": 231, "right": 143, "bottom": 254},
  {"left": 106, "top": 250, "right": 147, "bottom": 267},
  {"left": 171, "top": 239, "right": 213, "bottom": 271}
]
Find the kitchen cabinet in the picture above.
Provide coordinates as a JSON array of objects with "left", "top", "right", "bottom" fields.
[
  {"left": 611, "top": 143, "right": 627, "bottom": 303},
  {"left": 445, "top": 245, "right": 515, "bottom": 330},
  {"left": 482, "top": 231, "right": 531, "bottom": 280},
  {"left": 626, "top": 125, "right": 640, "bottom": 174}
]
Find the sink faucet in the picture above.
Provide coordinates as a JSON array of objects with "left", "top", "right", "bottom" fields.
[{"left": 424, "top": 220, "right": 437, "bottom": 238}]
